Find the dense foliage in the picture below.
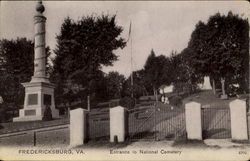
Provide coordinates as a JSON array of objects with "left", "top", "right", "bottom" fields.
[
  {"left": 188, "top": 12, "right": 249, "bottom": 93},
  {"left": 106, "top": 71, "right": 126, "bottom": 99},
  {"left": 51, "top": 15, "right": 126, "bottom": 109},
  {"left": 0, "top": 38, "right": 51, "bottom": 121},
  {"left": 0, "top": 38, "right": 51, "bottom": 106}
]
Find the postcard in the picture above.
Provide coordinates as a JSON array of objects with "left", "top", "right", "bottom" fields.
[{"left": 0, "top": 1, "right": 249, "bottom": 160}]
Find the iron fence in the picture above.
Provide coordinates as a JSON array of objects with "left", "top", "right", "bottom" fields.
[
  {"left": 127, "top": 103, "right": 186, "bottom": 141},
  {"left": 87, "top": 110, "right": 110, "bottom": 140},
  {"left": 128, "top": 105, "right": 155, "bottom": 140},
  {"left": 154, "top": 107, "right": 186, "bottom": 140},
  {"left": 201, "top": 107, "right": 231, "bottom": 139}
]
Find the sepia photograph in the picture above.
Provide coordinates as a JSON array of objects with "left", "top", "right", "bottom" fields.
[{"left": 0, "top": 0, "right": 249, "bottom": 160}]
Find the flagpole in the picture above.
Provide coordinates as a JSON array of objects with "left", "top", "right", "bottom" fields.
[{"left": 130, "top": 22, "right": 134, "bottom": 99}]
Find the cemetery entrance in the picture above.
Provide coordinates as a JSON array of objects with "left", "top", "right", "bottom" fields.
[
  {"left": 127, "top": 103, "right": 186, "bottom": 141},
  {"left": 201, "top": 107, "right": 231, "bottom": 139}
]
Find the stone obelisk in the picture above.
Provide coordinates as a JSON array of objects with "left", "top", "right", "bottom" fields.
[
  {"left": 32, "top": 0, "right": 49, "bottom": 83},
  {"left": 13, "top": 1, "right": 59, "bottom": 122},
  {"left": 202, "top": 76, "right": 212, "bottom": 90}
]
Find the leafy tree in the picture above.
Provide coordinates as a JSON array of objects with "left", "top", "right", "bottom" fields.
[
  {"left": 188, "top": 11, "right": 249, "bottom": 93},
  {"left": 51, "top": 15, "right": 126, "bottom": 108},
  {"left": 0, "top": 38, "right": 51, "bottom": 120},
  {"left": 144, "top": 49, "right": 159, "bottom": 96},
  {"left": 0, "top": 38, "right": 50, "bottom": 105},
  {"left": 106, "top": 71, "right": 125, "bottom": 99},
  {"left": 121, "top": 69, "right": 148, "bottom": 99},
  {"left": 170, "top": 49, "right": 202, "bottom": 94},
  {"left": 143, "top": 49, "right": 172, "bottom": 97}
]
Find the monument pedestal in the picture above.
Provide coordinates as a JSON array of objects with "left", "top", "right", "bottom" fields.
[{"left": 13, "top": 82, "right": 59, "bottom": 122}]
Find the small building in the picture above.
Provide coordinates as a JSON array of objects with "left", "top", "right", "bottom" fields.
[
  {"left": 159, "top": 84, "right": 174, "bottom": 94},
  {"left": 159, "top": 84, "right": 174, "bottom": 104}
]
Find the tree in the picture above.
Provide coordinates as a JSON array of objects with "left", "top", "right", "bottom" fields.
[
  {"left": 0, "top": 38, "right": 51, "bottom": 120},
  {"left": 144, "top": 49, "right": 172, "bottom": 97},
  {"left": 106, "top": 71, "right": 125, "bottom": 99},
  {"left": 0, "top": 38, "right": 51, "bottom": 105},
  {"left": 51, "top": 15, "right": 126, "bottom": 108},
  {"left": 188, "top": 11, "right": 249, "bottom": 94},
  {"left": 121, "top": 69, "right": 148, "bottom": 99},
  {"left": 144, "top": 49, "right": 157, "bottom": 96},
  {"left": 169, "top": 49, "right": 202, "bottom": 95}
]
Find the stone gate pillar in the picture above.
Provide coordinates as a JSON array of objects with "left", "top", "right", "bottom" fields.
[
  {"left": 70, "top": 108, "right": 88, "bottom": 147},
  {"left": 110, "top": 106, "right": 127, "bottom": 142},
  {"left": 185, "top": 102, "right": 202, "bottom": 140},
  {"left": 229, "top": 99, "right": 248, "bottom": 141}
]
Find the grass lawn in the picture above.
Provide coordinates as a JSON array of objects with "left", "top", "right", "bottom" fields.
[
  {"left": 0, "top": 127, "right": 69, "bottom": 147},
  {"left": 182, "top": 90, "right": 238, "bottom": 108},
  {"left": 0, "top": 117, "right": 69, "bottom": 134}
]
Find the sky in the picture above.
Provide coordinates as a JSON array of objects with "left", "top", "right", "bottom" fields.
[{"left": 0, "top": 1, "right": 249, "bottom": 77}]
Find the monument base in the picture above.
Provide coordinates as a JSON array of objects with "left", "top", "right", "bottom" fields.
[
  {"left": 220, "top": 94, "right": 228, "bottom": 100},
  {"left": 13, "top": 81, "right": 59, "bottom": 122},
  {"left": 13, "top": 115, "right": 43, "bottom": 122}
]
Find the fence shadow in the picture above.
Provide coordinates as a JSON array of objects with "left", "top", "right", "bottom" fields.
[
  {"left": 202, "top": 128, "right": 230, "bottom": 139},
  {"left": 130, "top": 131, "right": 155, "bottom": 139}
]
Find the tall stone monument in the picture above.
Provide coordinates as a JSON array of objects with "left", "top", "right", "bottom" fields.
[
  {"left": 201, "top": 76, "right": 212, "bottom": 90},
  {"left": 13, "top": 1, "right": 59, "bottom": 122}
]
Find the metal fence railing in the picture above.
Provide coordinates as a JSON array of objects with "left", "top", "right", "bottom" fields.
[
  {"left": 87, "top": 111, "right": 110, "bottom": 140},
  {"left": 127, "top": 103, "right": 186, "bottom": 141},
  {"left": 201, "top": 107, "right": 231, "bottom": 139},
  {"left": 128, "top": 105, "right": 155, "bottom": 140}
]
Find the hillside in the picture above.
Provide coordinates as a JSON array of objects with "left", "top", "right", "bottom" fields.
[{"left": 182, "top": 90, "right": 247, "bottom": 108}]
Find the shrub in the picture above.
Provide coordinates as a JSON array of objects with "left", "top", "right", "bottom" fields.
[
  {"left": 169, "top": 95, "right": 183, "bottom": 108},
  {"left": 227, "top": 84, "right": 242, "bottom": 97}
]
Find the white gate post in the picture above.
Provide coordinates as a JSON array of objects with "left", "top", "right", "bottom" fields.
[
  {"left": 229, "top": 99, "right": 248, "bottom": 141},
  {"left": 185, "top": 102, "right": 202, "bottom": 140},
  {"left": 70, "top": 108, "right": 88, "bottom": 147},
  {"left": 110, "top": 106, "right": 127, "bottom": 142}
]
